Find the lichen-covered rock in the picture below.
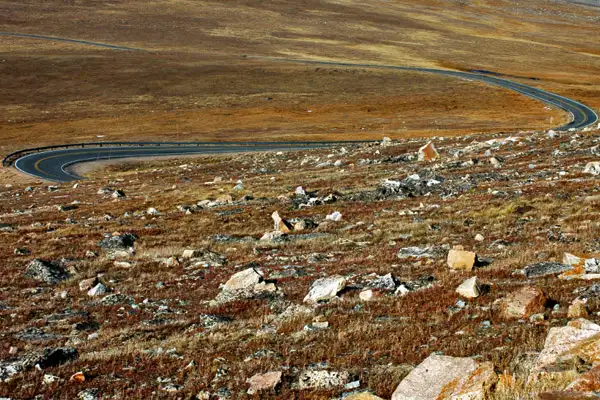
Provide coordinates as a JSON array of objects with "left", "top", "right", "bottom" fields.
[
  {"left": 531, "top": 319, "right": 600, "bottom": 377},
  {"left": 24, "top": 259, "right": 70, "bottom": 285},
  {"left": 391, "top": 354, "right": 496, "bottom": 400}
]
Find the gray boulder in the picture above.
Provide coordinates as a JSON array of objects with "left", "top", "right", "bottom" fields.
[{"left": 24, "top": 259, "right": 70, "bottom": 285}]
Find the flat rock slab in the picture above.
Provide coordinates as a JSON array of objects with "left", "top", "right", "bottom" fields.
[
  {"left": 523, "top": 262, "right": 572, "bottom": 278},
  {"left": 391, "top": 354, "right": 496, "bottom": 400}
]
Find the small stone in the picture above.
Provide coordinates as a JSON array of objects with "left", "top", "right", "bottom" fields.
[
  {"left": 146, "top": 207, "right": 159, "bottom": 215},
  {"left": 568, "top": 300, "right": 589, "bottom": 318},
  {"left": 246, "top": 371, "right": 282, "bottom": 394},
  {"left": 111, "top": 190, "right": 125, "bottom": 199},
  {"left": 522, "top": 262, "right": 572, "bottom": 278},
  {"left": 304, "top": 275, "right": 346, "bottom": 303},
  {"left": 272, "top": 211, "right": 293, "bottom": 233},
  {"left": 474, "top": 234, "right": 484, "bottom": 242},
  {"left": 70, "top": 371, "right": 85, "bottom": 383},
  {"left": 87, "top": 283, "right": 107, "bottom": 297},
  {"left": 326, "top": 211, "right": 342, "bottom": 221},
  {"left": 381, "top": 137, "right": 392, "bottom": 146},
  {"left": 79, "top": 277, "right": 98, "bottom": 292},
  {"left": 456, "top": 276, "right": 480, "bottom": 298},
  {"left": 359, "top": 289, "right": 377, "bottom": 301},
  {"left": 43, "top": 374, "right": 59, "bottom": 384},
  {"left": 8, "top": 346, "right": 17, "bottom": 355},
  {"left": 297, "top": 369, "right": 350, "bottom": 390},
  {"left": 584, "top": 161, "right": 600, "bottom": 175},
  {"left": 418, "top": 141, "right": 440, "bottom": 161},
  {"left": 447, "top": 247, "right": 477, "bottom": 271}
]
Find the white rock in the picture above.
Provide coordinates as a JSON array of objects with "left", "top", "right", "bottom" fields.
[
  {"left": 456, "top": 277, "right": 480, "bottom": 298},
  {"left": 43, "top": 374, "right": 59, "bottom": 384},
  {"left": 584, "top": 162, "right": 600, "bottom": 175},
  {"left": 474, "top": 234, "right": 485, "bottom": 242},
  {"left": 223, "top": 268, "right": 262, "bottom": 291},
  {"left": 87, "top": 283, "right": 107, "bottom": 297},
  {"left": 326, "top": 211, "right": 342, "bottom": 221},
  {"left": 304, "top": 275, "right": 346, "bottom": 303},
  {"left": 295, "top": 186, "right": 306, "bottom": 196},
  {"left": 146, "top": 207, "right": 159, "bottom": 215}
]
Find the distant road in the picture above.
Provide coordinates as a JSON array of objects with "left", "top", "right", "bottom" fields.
[
  {"left": 2, "top": 32, "right": 598, "bottom": 181},
  {"left": 13, "top": 143, "right": 340, "bottom": 182},
  {"left": 0, "top": 32, "right": 140, "bottom": 51}
]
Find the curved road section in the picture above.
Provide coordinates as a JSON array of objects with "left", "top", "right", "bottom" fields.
[
  {"left": 3, "top": 33, "right": 598, "bottom": 181},
  {"left": 14, "top": 143, "right": 341, "bottom": 182}
]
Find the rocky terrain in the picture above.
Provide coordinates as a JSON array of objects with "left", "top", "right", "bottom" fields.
[{"left": 3, "top": 124, "right": 600, "bottom": 399}]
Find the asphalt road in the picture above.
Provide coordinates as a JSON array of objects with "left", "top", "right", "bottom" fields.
[
  {"left": 13, "top": 143, "right": 339, "bottom": 182},
  {"left": 3, "top": 32, "right": 598, "bottom": 181}
]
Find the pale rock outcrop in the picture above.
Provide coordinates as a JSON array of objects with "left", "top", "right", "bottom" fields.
[
  {"left": 304, "top": 275, "right": 346, "bottom": 303},
  {"left": 391, "top": 354, "right": 496, "bottom": 400}
]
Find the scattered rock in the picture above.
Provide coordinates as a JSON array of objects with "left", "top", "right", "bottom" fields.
[
  {"left": 326, "top": 211, "right": 342, "bottom": 221},
  {"left": 87, "top": 283, "right": 107, "bottom": 297},
  {"left": 24, "top": 259, "right": 70, "bottom": 285},
  {"left": 418, "top": 141, "right": 440, "bottom": 162},
  {"left": 447, "top": 247, "right": 477, "bottom": 271},
  {"left": 223, "top": 268, "right": 263, "bottom": 291},
  {"left": 391, "top": 354, "right": 496, "bottom": 400},
  {"left": 456, "top": 276, "right": 481, "bottom": 298},
  {"left": 567, "top": 300, "right": 588, "bottom": 319},
  {"left": 522, "top": 262, "right": 573, "bottom": 278},
  {"left": 272, "top": 211, "right": 293, "bottom": 233},
  {"left": 304, "top": 275, "right": 346, "bottom": 303},
  {"left": 584, "top": 162, "right": 600, "bottom": 175},
  {"left": 499, "top": 286, "right": 547, "bottom": 319},
  {"left": 297, "top": 369, "right": 350, "bottom": 390},
  {"left": 246, "top": 371, "right": 282, "bottom": 394}
]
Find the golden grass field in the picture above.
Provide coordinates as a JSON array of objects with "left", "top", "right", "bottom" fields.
[{"left": 1, "top": 0, "right": 599, "bottom": 156}]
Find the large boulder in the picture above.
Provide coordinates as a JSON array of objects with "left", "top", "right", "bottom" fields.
[
  {"left": 499, "top": 286, "right": 547, "bottom": 320},
  {"left": 530, "top": 319, "right": 600, "bottom": 378},
  {"left": 24, "top": 259, "right": 70, "bottom": 285},
  {"left": 391, "top": 354, "right": 496, "bottom": 400},
  {"left": 303, "top": 275, "right": 346, "bottom": 303}
]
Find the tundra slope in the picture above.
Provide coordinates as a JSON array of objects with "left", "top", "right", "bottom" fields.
[{"left": 3, "top": 126, "right": 600, "bottom": 398}]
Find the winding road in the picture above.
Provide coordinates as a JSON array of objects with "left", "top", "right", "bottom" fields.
[{"left": 2, "top": 33, "right": 598, "bottom": 182}]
